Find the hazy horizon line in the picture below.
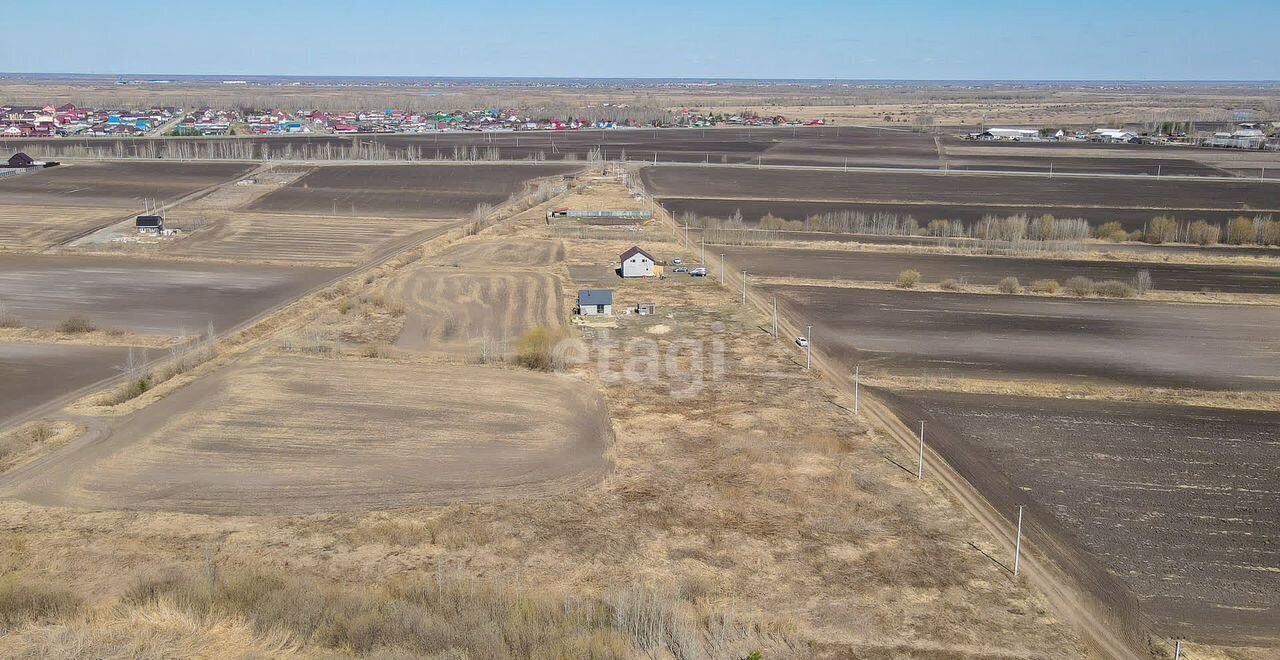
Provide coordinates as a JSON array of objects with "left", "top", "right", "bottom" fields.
[{"left": 3, "top": 72, "right": 1280, "bottom": 85}]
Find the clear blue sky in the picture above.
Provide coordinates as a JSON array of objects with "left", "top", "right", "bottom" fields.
[{"left": 4, "top": 0, "right": 1277, "bottom": 80}]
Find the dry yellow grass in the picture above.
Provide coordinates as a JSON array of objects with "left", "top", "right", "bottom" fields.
[
  {"left": 0, "top": 326, "right": 177, "bottom": 348},
  {"left": 0, "top": 421, "right": 80, "bottom": 475}
]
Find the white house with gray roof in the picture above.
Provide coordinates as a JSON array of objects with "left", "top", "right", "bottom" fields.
[{"left": 577, "top": 289, "right": 613, "bottom": 316}]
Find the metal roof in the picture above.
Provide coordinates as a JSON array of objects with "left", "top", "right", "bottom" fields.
[
  {"left": 620, "top": 246, "right": 654, "bottom": 262},
  {"left": 578, "top": 289, "right": 613, "bottom": 305}
]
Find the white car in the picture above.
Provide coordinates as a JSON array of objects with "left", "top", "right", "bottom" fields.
[
  {"left": 689, "top": 267, "right": 707, "bottom": 277},
  {"left": 671, "top": 257, "right": 682, "bottom": 265},
  {"left": 795, "top": 336, "right": 809, "bottom": 348}
]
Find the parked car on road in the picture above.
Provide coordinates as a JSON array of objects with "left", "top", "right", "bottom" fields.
[
  {"left": 673, "top": 266, "right": 688, "bottom": 273},
  {"left": 689, "top": 267, "right": 707, "bottom": 276}
]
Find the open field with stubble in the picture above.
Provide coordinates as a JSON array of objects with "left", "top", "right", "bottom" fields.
[
  {"left": 887, "top": 390, "right": 1280, "bottom": 647},
  {"left": 248, "top": 163, "right": 582, "bottom": 217},
  {"left": 0, "top": 354, "right": 611, "bottom": 515},
  {"left": 159, "top": 211, "right": 456, "bottom": 264},
  {"left": 0, "top": 204, "right": 127, "bottom": 250},
  {"left": 0, "top": 254, "right": 343, "bottom": 335},
  {"left": 387, "top": 269, "right": 564, "bottom": 356}
]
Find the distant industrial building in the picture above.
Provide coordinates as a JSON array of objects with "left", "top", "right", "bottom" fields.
[
  {"left": 1209, "top": 125, "right": 1269, "bottom": 149},
  {"left": 983, "top": 127, "right": 1040, "bottom": 141}
]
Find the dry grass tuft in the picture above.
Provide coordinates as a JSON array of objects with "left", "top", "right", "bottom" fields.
[
  {"left": 1031, "top": 279, "right": 1060, "bottom": 294},
  {"left": 0, "top": 576, "right": 80, "bottom": 634},
  {"left": 1063, "top": 276, "right": 1094, "bottom": 297},
  {"left": 894, "top": 269, "right": 920, "bottom": 289},
  {"left": 1094, "top": 279, "right": 1136, "bottom": 298},
  {"left": 997, "top": 276, "right": 1021, "bottom": 294},
  {"left": 56, "top": 315, "right": 95, "bottom": 334}
]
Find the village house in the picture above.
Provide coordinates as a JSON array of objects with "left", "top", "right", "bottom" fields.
[
  {"left": 135, "top": 215, "right": 164, "bottom": 235},
  {"left": 577, "top": 289, "right": 613, "bottom": 316},
  {"left": 620, "top": 246, "right": 657, "bottom": 278}
]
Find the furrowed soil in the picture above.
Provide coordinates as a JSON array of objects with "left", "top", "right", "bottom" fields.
[
  {"left": 0, "top": 355, "right": 610, "bottom": 515},
  {"left": 894, "top": 390, "right": 1279, "bottom": 647},
  {"left": 770, "top": 285, "right": 1280, "bottom": 391},
  {"left": 0, "top": 204, "right": 127, "bottom": 250},
  {"left": 719, "top": 245, "right": 1280, "bottom": 293},
  {"left": 0, "top": 161, "right": 252, "bottom": 208},
  {"left": 248, "top": 163, "right": 581, "bottom": 217}
]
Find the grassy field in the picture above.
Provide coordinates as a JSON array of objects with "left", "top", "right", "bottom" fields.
[{"left": 0, "top": 171, "right": 1091, "bottom": 658}]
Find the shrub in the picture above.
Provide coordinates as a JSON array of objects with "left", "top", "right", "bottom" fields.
[
  {"left": 1064, "top": 276, "right": 1095, "bottom": 297},
  {"left": 1144, "top": 216, "right": 1178, "bottom": 244},
  {"left": 57, "top": 315, "right": 94, "bottom": 334},
  {"left": 515, "top": 327, "right": 563, "bottom": 371},
  {"left": 939, "top": 278, "right": 961, "bottom": 291},
  {"left": 997, "top": 277, "right": 1021, "bottom": 294},
  {"left": 360, "top": 343, "right": 389, "bottom": 358},
  {"left": 1134, "top": 270, "right": 1153, "bottom": 295},
  {"left": 0, "top": 315, "right": 20, "bottom": 329},
  {"left": 1095, "top": 280, "right": 1136, "bottom": 298},
  {"left": 895, "top": 269, "right": 920, "bottom": 289},
  {"left": 1031, "top": 279, "right": 1060, "bottom": 294},
  {"left": 1187, "top": 220, "right": 1221, "bottom": 246},
  {"left": 1094, "top": 221, "right": 1127, "bottom": 242},
  {"left": 1226, "top": 217, "right": 1255, "bottom": 245}
]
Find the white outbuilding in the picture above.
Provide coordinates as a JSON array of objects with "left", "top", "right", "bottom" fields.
[{"left": 620, "top": 246, "right": 656, "bottom": 278}]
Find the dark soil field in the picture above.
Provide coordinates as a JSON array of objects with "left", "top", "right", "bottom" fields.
[
  {"left": 0, "top": 342, "right": 129, "bottom": 427},
  {"left": 894, "top": 390, "right": 1279, "bottom": 646},
  {"left": 7, "top": 126, "right": 1252, "bottom": 174},
  {"left": 248, "top": 163, "right": 580, "bottom": 218},
  {"left": 770, "top": 285, "right": 1280, "bottom": 390},
  {"left": 942, "top": 156, "right": 1229, "bottom": 177},
  {"left": 722, "top": 245, "right": 1280, "bottom": 293},
  {"left": 662, "top": 197, "right": 1260, "bottom": 231},
  {"left": 0, "top": 161, "right": 251, "bottom": 208},
  {"left": 641, "top": 166, "right": 1280, "bottom": 216},
  {"left": 698, "top": 227, "right": 1280, "bottom": 259},
  {"left": 0, "top": 255, "right": 343, "bottom": 335}
]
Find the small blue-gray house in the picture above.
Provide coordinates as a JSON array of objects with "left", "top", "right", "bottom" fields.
[{"left": 577, "top": 289, "right": 613, "bottom": 316}]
